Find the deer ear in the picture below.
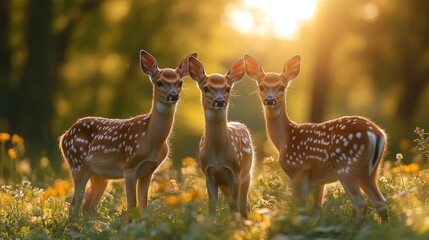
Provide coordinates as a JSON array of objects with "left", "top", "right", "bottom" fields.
[
  {"left": 244, "top": 54, "right": 265, "bottom": 83},
  {"left": 188, "top": 56, "right": 206, "bottom": 84},
  {"left": 177, "top": 52, "right": 198, "bottom": 77},
  {"left": 140, "top": 50, "right": 159, "bottom": 77},
  {"left": 281, "top": 55, "right": 301, "bottom": 82},
  {"left": 226, "top": 58, "right": 245, "bottom": 84}
]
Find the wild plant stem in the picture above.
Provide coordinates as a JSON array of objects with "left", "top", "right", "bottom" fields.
[
  {"left": 396, "top": 161, "right": 406, "bottom": 191},
  {"left": 0, "top": 142, "right": 5, "bottom": 181}
]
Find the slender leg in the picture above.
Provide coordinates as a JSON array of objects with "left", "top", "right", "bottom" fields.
[
  {"left": 136, "top": 160, "right": 158, "bottom": 217},
  {"left": 313, "top": 184, "right": 325, "bottom": 221},
  {"left": 239, "top": 175, "right": 251, "bottom": 219},
  {"left": 137, "top": 175, "right": 152, "bottom": 216},
  {"left": 360, "top": 177, "right": 388, "bottom": 222},
  {"left": 70, "top": 169, "right": 91, "bottom": 219},
  {"left": 205, "top": 169, "right": 218, "bottom": 218},
  {"left": 82, "top": 174, "right": 108, "bottom": 218},
  {"left": 124, "top": 172, "right": 137, "bottom": 223},
  {"left": 228, "top": 175, "right": 240, "bottom": 221},
  {"left": 291, "top": 172, "right": 310, "bottom": 210},
  {"left": 339, "top": 179, "right": 367, "bottom": 225}
]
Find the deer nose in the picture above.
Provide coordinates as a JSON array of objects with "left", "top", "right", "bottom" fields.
[
  {"left": 213, "top": 98, "right": 226, "bottom": 108},
  {"left": 167, "top": 92, "right": 179, "bottom": 102},
  {"left": 264, "top": 96, "right": 276, "bottom": 106}
]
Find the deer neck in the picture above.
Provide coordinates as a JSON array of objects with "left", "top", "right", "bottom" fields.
[
  {"left": 203, "top": 108, "right": 229, "bottom": 152},
  {"left": 147, "top": 97, "right": 177, "bottom": 147},
  {"left": 263, "top": 99, "right": 293, "bottom": 151}
]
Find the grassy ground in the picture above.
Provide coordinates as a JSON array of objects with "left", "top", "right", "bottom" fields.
[{"left": 1, "top": 129, "right": 429, "bottom": 239}]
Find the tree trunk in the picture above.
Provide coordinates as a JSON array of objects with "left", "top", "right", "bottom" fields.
[
  {"left": 9, "top": 0, "right": 55, "bottom": 162},
  {"left": 397, "top": 70, "right": 428, "bottom": 123},
  {"left": 309, "top": 48, "right": 331, "bottom": 123},
  {"left": 0, "top": 0, "right": 11, "bottom": 131}
]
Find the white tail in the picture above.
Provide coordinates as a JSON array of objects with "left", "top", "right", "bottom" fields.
[
  {"left": 189, "top": 56, "right": 254, "bottom": 220},
  {"left": 59, "top": 50, "right": 196, "bottom": 221},
  {"left": 244, "top": 53, "right": 388, "bottom": 223}
]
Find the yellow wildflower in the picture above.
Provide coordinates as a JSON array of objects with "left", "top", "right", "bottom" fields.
[
  {"left": 0, "top": 132, "right": 10, "bottom": 142},
  {"left": 160, "top": 160, "right": 173, "bottom": 170},
  {"left": 0, "top": 192, "right": 14, "bottom": 204},
  {"left": 181, "top": 191, "right": 194, "bottom": 204},
  {"left": 192, "top": 189, "right": 207, "bottom": 200},
  {"left": 18, "top": 160, "right": 32, "bottom": 175},
  {"left": 54, "top": 180, "right": 71, "bottom": 196},
  {"left": 165, "top": 195, "right": 180, "bottom": 206},
  {"left": 55, "top": 180, "right": 70, "bottom": 196},
  {"left": 40, "top": 180, "right": 71, "bottom": 202},
  {"left": 391, "top": 163, "right": 421, "bottom": 174},
  {"left": 181, "top": 189, "right": 207, "bottom": 203},
  {"left": 181, "top": 157, "right": 196, "bottom": 166},
  {"left": 41, "top": 187, "right": 56, "bottom": 202},
  {"left": 11, "top": 134, "right": 24, "bottom": 145},
  {"left": 39, "top": 157, "right": 50, "bottom": 168},
  {"left": 407, "top": 163, "right": 420, "bottom": 173},
  {"left": 8, "top": 148, "right": 17, "bottom": 159},
  {"left": 157, "top": 180, "right": 171, "bottom": 192},
  {"left": 391, "top": 166, "right": 403, "bottom": 174}
]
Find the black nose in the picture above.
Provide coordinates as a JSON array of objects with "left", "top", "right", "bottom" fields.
[
  {"left": 167, "top": 92, "right": 179, "bottom": 102},
  {"left": 213, "top": 98, "right": 226, "bottom": 108},
  {"left": 264, "top": 96, "right": 276, "bottom": 106}
]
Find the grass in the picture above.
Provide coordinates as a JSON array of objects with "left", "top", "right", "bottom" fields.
[{"left": 0, "top": 129, "right": 429, "bottom": 239}]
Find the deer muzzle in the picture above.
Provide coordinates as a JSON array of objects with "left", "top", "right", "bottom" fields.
[
  {"left": 264, "top": 96, "right": 276, "bottom": 106},
  {"left": 213, "top": 98, "right": 226, "bottom": 108},
  {"left": 167, "top": 92, "right": 179, "bottom": 102}
]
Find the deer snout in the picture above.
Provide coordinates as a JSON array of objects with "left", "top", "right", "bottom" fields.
[
  {"left": 167, "top": 92, "right": 179, "bottom": 102},
  {"left": 264, "top": 96, "right": 276, "bottom": 106},
  {"left": 213, "top": 98, "right": 226, "bottom": 108}
]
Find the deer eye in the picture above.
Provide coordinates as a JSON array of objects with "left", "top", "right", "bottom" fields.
[
  {"left": 225, "top": 87, "right": 231, "bottom": 94},
  {"left": 178, "top": 81, "right": 183, "bottom": 88},
  {"left": 156, "top": 81, "right": 164, "bottom": 87},
  {"left": 279, "top": 85, "right": 286, "bottom": 92},
  {"left": 258, "top": 85, "right": 264, "bottom": 91},
  {"left": 203, "top": 86, "right": 210, "bottom": 93}
]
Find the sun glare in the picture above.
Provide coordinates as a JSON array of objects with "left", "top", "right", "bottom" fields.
[{"left": 227, "top": 0, "right": 320, "bottom": 40}]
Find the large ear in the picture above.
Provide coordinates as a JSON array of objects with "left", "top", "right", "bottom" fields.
[
  {"left": 281, "top": 55, "right": 301, "bottom": 82},
  {"left": 140, "top": 50, "right": 159, "bottom": 77},
  {"left": 188, "top": 56, "right": 206, "bottom": 84},
  {"left": 243, "top": 53, "right": 264, "bottom": 83},
  {"left": 177, "top": 52, "right": 198, "bottom": 78},
  {"left": 226, "top": 58, "right": 245, "bottom": 84}
]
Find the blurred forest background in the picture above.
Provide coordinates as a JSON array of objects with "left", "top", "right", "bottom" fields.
[{"left": 0, "top": 0, "right": 428, "bottom": 176}]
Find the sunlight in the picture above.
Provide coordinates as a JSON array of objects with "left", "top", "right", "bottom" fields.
[{"left": 227, "top": 0, "right": 320, "bottom": 39}]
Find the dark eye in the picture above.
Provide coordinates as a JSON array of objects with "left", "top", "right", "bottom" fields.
[
  {"left": 178, "top": 81, "right": 183, "bottom": 88},
  {"left": 258, "top": 85, "right": 264, "bottom": 91},
  {"left": 279, "top": 85, "right": 286, "bottom": 92},
  {"left": 225, "top": 87, "right": 231, "bottom": 93},
  {"left": 203, "top": 86, "right": 210, "bottom": 93},
  {"left": 156, "top": 81, "right": 163, "bottom": 87}
]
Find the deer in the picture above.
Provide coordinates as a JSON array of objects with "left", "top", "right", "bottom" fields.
[
  {"left": 59, "top": 50, "right": 197, "bottom": 221},
  {"left": 243, "top": 53, "right": 388, "bottom": 224},
  {"left": 188, "top": 56, "right": 254, "bottom": 220}
]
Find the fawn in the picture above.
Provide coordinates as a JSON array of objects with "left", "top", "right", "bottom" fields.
[
  {"left": 59, "top": 50, "right": 196, "bottom": 221},
  {"left": 244, "top": 53, "right": 388, "bottom": 223},
  {"left": 188, "top": 56, "right": 254, "bottom": 220}
]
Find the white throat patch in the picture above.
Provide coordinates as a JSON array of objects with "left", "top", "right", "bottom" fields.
[
  {"left": 205, "top": 108, "right": 226, "bottom": 121},
  {"left": 156, "top": 100, "right": 176, "bottom": 115}
]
